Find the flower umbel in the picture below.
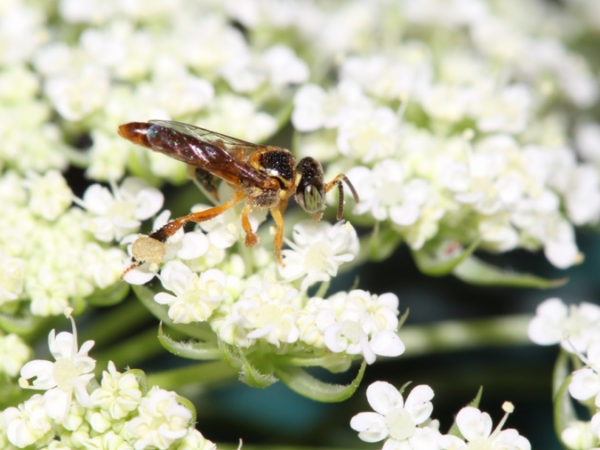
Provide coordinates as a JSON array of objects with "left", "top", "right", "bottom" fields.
[
  {"left": 18, "top": 311, "right": 96, "bottom": 422},
  {"left": 351, "top": 381, "right": 438, "bottom": 449}
]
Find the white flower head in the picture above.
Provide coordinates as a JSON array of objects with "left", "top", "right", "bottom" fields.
[
  {"left": 155, "top": 261, "right": 228, "bottom": 324},
  {"left": 18, "top": 315, "right": 96, "bottom": 422},
  {"left": 337, "top": 106, "right": 399, "bottom": 163},
  {"left": 561, "top": 420, "right": 597, "bottom": 450},
  {"left": 351, "top": 381, "right": 438, "bottom": 449},
  {"left": 221, "top": 45, "right": 308, "bottom": 94},
  {"left": 348, "top": 160, "right": 430, "bottom": 227},
  {"left": 3, "top": 394, "right": 53, "bottom": 448},
  {"left": 0, "top": 333, "right": 32, "bottom": 377},
  {"left": 527, "top": 298, "right": 600, "bottom": 353},
  {"left": 0, "top": 250, "right": 25, "bottom": 304},
  {"left": 23, "top": 170, "right": 73, "bottom": 221},
  {"left": 292, "top": 80, "right": 370, "bottom": 132},
  {"left": 125, "top": 386, "right": 192, "bottom": 450},
  {"left": 440, "top": 404, "right": 531, "bottom": 450},
  {"left": 45, "top": 65, "right": 110, "bottom": 121},
  {"left": 340, "top": 290, "right": 400, "bottom": 335},
  {"left": 279, "top": 220, "right": 359, "bottom": 291},
  {"left": 77, "top": 177, "right": 163, "bottom": 242},
  {"left": 89, "top": 361, "right": 142, "bottom": 421},
  {"left": 323, "top": 319, "right": 404, "bottom": 365},
  {"left": 569, "top": 342, "right": 600, "bottom": 408},
  {"left": 231, "top": 280, "right": 300, "bottom": 348}
]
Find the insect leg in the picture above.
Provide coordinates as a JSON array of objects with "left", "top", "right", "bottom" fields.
[
  {"left": 241, "top": 203, "right": 258, "bottom": 247},
  {"left": 150, "top": 190, "right": 246, "bottom": 243},
  {"left": 325, "top": 174, "right": 360, "bottom": 220},
  {"left": 270, "top": 205, "right": 286, "bottom": 266}
]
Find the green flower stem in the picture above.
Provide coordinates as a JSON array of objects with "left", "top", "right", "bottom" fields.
[
  {"left": 399, "top": 314, "right": 532, "bottom": 357},
  {"left": 93, "top": 327, "right": 164, "bottom": 373},
  {"left": 79, "top": 298, "right": 154, "bottom": 347},
  {"left": 146, "top": 361, "right": 238, "bottom": 390}
]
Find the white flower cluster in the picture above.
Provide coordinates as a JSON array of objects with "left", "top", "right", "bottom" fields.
[
  {"left": 0, "top": 333, "right": 32, "bottom": 378},
  {"left": 0, "top": 0, "right": 310, "bottom": 183},
  {"left": 0, "top": 169, "right": 128, "bottom": 317},
  {"left": 126, "top": 216, "right": 403, "bottom": 366},
  {"left": 529, "top": 298, "right": 600, "bottom": 448},
  {"left": 289, "top": 0, "right": 600, "bottom": 269},
  {"left": 2, "top": 317, "right": 216, "bottom": 450},
  {"left": 351, "top": 381, "right": 530, "bottom": 450}
]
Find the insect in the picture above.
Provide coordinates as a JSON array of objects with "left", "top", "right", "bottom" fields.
[{"left": 118, "top": 120, "right": 359, "bottom": 275}]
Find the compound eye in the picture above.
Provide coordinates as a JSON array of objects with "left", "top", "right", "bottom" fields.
[{"left": 299, "top": 184, "right": 325, "bottom": 214}]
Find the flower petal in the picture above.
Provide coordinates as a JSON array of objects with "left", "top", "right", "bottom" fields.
[
  {"left": 366, "top": 381, "right": 404, "bottom": 415},
  {"left": 350, "top": 411, "right": 388, "bottom": 442}
]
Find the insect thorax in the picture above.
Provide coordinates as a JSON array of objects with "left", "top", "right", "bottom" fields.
[{"left": 241, "top": 181, "right": 281, "bottom": 208}]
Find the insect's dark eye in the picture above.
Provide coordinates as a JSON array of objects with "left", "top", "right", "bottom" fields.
[
  {"left": 300, "top": 185, "right": 325, "bottom": 214},
  {"left": 295, "top": 157, "right": 326, "bottom": 216}
]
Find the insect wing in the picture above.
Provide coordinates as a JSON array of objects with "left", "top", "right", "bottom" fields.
[
  {"left": 148, "top": 120, "right": 268, "bottom": 186},
  {"left": 149, "top": 120, "right": 260, "bottom": 153}
]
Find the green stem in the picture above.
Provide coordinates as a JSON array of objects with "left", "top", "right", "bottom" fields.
[
  {"left": 79, "top": 299, "right": 154, "bottom": 347},
  {"left": 399, "top": 314, "right": 532, "bottom": 357},
  {"left": 146, "top": 361, "right": 238, "bottom": 390},
  {"left": 93, "top": 327, "right": 164, "bottom": 372}
]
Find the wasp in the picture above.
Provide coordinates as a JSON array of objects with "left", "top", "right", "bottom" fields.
[{"left": 118, "top": 120, "right": 359, "bottom": 274}]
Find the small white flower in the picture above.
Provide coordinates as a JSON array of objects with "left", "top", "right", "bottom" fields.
[
  {"left": 176, "top": 428, "right": 218, "bottom": 450},
  {"left": 155, "top": 262, "right": 228, "bottom": 324},
  {"left": 19, "top": 316, "right": 96, "bottom": 422},
  {"left": 348, "top": 160, "right": 430, "bottom": 226},
  {"left": 77, "top": 177, "right": 163, "bottom": 242},
  {"left": 439, "top": 404, "right": 531, "bottom": 450},
  {"left": 149, "top": 64, "right": 214, "bottom": 117},
  {"left": 261, "top": 45, "right": 309, "bottom": 88},
  {"left": 561, "top": 420, "right": 597, "bottom": 450},
  {"left": 125, "top": 386, "right": 192, "bottom": 450},
  {"left": 86, "top": 130, "right": 131, "bottom": 181},
  {"left": 564, "top": 164, "right": 600, "bottom": 226},
  {"left": 569, "top": 342, "right": 600, "bottom": 408},
  {"left": 292, "top": 80, "right": 370, "bottom": 132},
  {"left": 0, "top": 333, "right": 32, "bottom": 377},
  {"left": 232, "top": 281, "right": 300, "bottom": 347},
  {"left": 542, "top": 217, "right": 580, "bottom": 269},
  {"left": 23, "top": 170, "right": 73, "bottom": 221},
  {"left": 323, "top": 320, "right": 404, "bottom": 364},
  {"left": 340, "top": 290, "right": 400, "bottom": 335},
  {"left": 351, "top": 381, "right": 439, "bottom": 449},
  {"left": 221, "top": 45, "right": 307, "bottom": 93},
  {"left": 575, "top": 121, "right": 600, "bottom": 164},
  {"left": 90, "top": 361, "right": 142, "bottom": 421},
  {"left": 280, "top": 221, "right": 359, "bottom": 291},
  {"left": 592, "top": 413, "right": 600, "bottom": 441},
  {"left": 83, "top": 430, "right": 132, "bottom": 450},
  {"left": 45, "top": 65, "right": 111, "bottom": 121},
  {"left": 421, "top": 83, "right": 471, "bottom": 123},
  {"left": 296, "top": 297, "right": 336, "bottom": 348},
  {"left": 527, "top": 298, "right": 600, "bottom": 353},
  {"left": 200, "top": 94, "right": 277, "bottom": 143},
  {"left": 337, "top": 106, "right": 399, "bottom": 163},
  {"left": 471, "top": 84, "right": 532, "bottom": 134},
  {"left": 0, "top": 250, "right": 25, "bottom": 303},
  {"left": 4, "top": 394, "right": 53, "bottom": 448},
  {"left": 27, "top": 265, "right": 71, "bottom": 316}
]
